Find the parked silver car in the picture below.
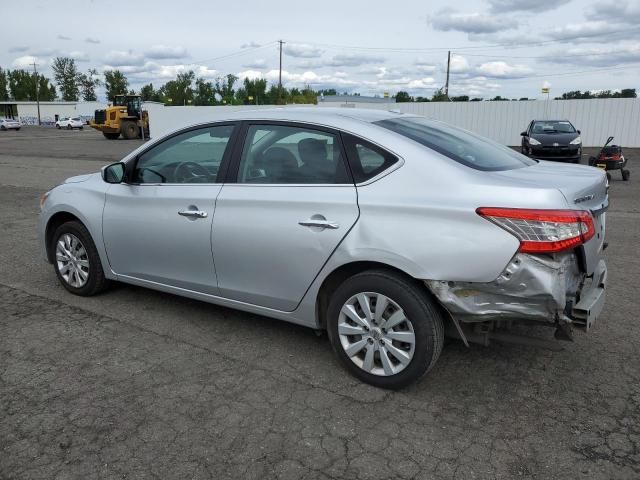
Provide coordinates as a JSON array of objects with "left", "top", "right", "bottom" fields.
[
  {"left": 38, "top": 108, "right": 608, "bottom": 388},
  {"left": 0, "top": 117, "right": 21, "bottom": 130}
]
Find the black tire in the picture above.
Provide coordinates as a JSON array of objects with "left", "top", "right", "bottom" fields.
[
  {"left": 66, "top": 124, "right": 72, "bottom": 130},
  {"left": 0, "top": 125, "right": 6, "bottom": 131},
  {"left": 121, "top": 121, "right": 138, "bottom": 139},
  {"left": 606, "top": 172, "right": 612, "bottom": 181},
  {"left": 15, "top": 128, "right": 20, "bottom": 131},
  {"left": 622, "top": 169, "right": 630, "bottom": 181},
  {"left": 51, "top": 221, "right": 109, "bottom": 296},
  {"left": 326, "top": 269, "right": 444, "bottom": 389},
  {"left": 79, "top": 126, "right": 83, "bottom": 130},
  {"left": 56, "top": 125, "right": 60, "bottom": 129},
  {"left": 588, "top": 156, "right": 596, "bottom": 167},
  {"left": 103, "top": 132, "right": 120, "bottom": 140}
]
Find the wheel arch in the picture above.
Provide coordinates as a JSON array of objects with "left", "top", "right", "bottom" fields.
[
  {"left": 315, "top": 260, "right": 442, "bottom": 330},
  {"left": 45, "top": 212, "right": 84, "bottom": 263}
]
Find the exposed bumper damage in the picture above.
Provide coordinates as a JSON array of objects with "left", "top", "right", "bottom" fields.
[{"left": 426, "top": 253, "right": 607, "bottom": 336}]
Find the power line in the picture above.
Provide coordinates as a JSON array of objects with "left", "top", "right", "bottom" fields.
[
  {"left": 451, "top": 63, "right": 640, "bottom": 80},
  {"left": 454, "top": 49, "right": 640, "bottom": 60},
  {"left": 284, "top": 26, "right": 640, "bottom": 53}
]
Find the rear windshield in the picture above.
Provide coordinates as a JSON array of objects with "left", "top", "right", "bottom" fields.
[
  {"left": 375, "top": 117, "right": 536, "bottom": 171},
  {"left": 532, "top": 121, "right": 576, "bottom": 134}
]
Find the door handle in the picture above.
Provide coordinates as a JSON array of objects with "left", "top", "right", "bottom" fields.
[
  {"left": 178, "top": 210, "right": 208, "bottom": 218},
  {"left": 298, "top": 219, "right": 339, "bottom": 229}
]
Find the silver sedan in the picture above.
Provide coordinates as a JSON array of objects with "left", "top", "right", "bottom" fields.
[{"left": 38, "top": 108, "right": 608, "bottom": 388}]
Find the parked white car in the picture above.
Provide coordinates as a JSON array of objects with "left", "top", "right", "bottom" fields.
[
  {"left": 0, "top": 117, "right": 21, "bottom": 131},
  {"left": 56, "top": 117, "right": 84, "bottom": 130}
]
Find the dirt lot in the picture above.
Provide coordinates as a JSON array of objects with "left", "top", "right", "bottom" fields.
[{"left": 1, "top": 127, "right": 639, "bottom": 479}]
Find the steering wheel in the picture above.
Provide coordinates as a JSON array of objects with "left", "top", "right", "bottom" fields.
[{"left": 173, "top": 161, "right": 210, "bottom": 183}]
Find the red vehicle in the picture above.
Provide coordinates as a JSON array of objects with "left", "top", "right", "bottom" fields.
[{"left": 589, "top": 136, "right": 630, "bottom": 181}]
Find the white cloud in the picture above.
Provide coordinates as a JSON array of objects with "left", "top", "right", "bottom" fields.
[
  {"left": 475, "top": 61, "right": 532, "bottom": 78},
  {"left": 8, "top": 46, "right": 29, "bottom": 53},
  {"left": 450, "top": 54, "right": 470, "bottom": 73},
  {"left": 325, "top": 54, "right": 385, "bottom": 67},
  {"left": 586, "top": 1, "right": 640, "bottom": 23},
  {"left": 431, "top": 9, "right": 517, "bottom": 34},
  {"left": 57, "top": 34, "right": 71, "bottom": 41},
  {"left": 85, "top": 37, "right": 101, "bottom": 44},
  {"left": 407, "top": 77, "right": 437, "bottom": 89},
  {"left": 242, "top": 59, "right": 267, "bottom": 69},
  {"left": 12, "top": 56, "right": 39, "bottom": 68},
  {"left": 68, "top": 51, "right": 90, "bottom": 62},
  {"left": 240, "top": 41, "right": 261, "bottom": 49},
  {"left": 488, "top": 0, "right": 570, "bottom": 13},
  {"left": 283, "top": 43, "right": 323, "bottom": 58},
  {"left": 145, "top": 45, "right": 189, "bottom": 60},
  {"left": 548, "top": 21, "right": 630, "bottom": 42},
  {"left": 546, "top": 43, "right": 640, "bottom": 66},
  {"left": 104, "top": 50, "right": 145, "bottom": 66}
]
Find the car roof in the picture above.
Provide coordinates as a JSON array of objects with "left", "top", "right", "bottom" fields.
[
  {"left": 203, "top": 107, "right": 411, "bottom": 124},
  {"left": 532, "top": 119, "right": 573, "bottom": 122}
]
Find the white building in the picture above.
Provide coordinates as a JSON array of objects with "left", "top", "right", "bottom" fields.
[{"left": 0, "top": 101, "right": 103, "bottom": 125}]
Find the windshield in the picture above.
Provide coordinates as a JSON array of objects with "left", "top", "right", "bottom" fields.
[
  {"left": 532, "top": 121, "right": 576, "bottom": 134},
  {"left": 375, "top": 117, "right": 536, "bottom": 171}
]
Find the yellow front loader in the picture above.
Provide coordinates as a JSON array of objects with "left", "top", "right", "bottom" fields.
[{"left": 90, "top": 95, "right": 149, "bottom": 140}]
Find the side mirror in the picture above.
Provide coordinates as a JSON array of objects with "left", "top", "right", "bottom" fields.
[
  {"left": 520, "top": 131, "right": 527, "bottom": 136},
  {"left": 577, "top": 129, "right": 581, "bottom": 134},
  {"left": 102, "top": 162, "right": 126, "bottom": 184}
]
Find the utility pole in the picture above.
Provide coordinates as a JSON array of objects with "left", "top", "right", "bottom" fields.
[
  {"left": 278, "top": 40, "right": 285, "bottom": 103},
  {"left": 444, "top": 50, "right": 451, "bottom": 99},
  {"left": 31, "top": 62, "right": 41, "bottom": 126}
]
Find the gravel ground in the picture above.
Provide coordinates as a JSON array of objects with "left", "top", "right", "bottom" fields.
[{"left": 1, "top": 127, "right": 639, "bottom": 479}]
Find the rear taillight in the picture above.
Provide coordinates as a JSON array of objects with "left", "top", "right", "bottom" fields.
[{"left": 477, "top": 207, "right": 595, "bottom": 253}]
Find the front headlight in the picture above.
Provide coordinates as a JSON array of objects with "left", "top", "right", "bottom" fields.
[
  {"left": 528, "top": 137, "right": 541, "bottom": 145},
  {"left": 570, "top": 136, "right": 582, "bottom": 145}
]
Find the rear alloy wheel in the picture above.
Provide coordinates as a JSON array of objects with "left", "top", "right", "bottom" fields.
[
  {"left": 52, "top": 221, "right": 108, "bottom": 296},
  {"left": 327, "top": 270, "right": 444, "bottom": 389},
  {"left": 121, "top": 120, "right": 138, "bottom": 139}
]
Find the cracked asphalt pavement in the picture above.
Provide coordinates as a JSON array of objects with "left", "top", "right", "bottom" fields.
[{"left": 1, "top": 127, "right": 639, "bottom": 479}]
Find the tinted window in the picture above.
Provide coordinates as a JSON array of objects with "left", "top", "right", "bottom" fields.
[
  {"left": 237, "top": 124, "right": 351, "bottom": 184},
  {"left": 376, "top": 117, "right": 536, "bottom": 171},
  {"left": 134, "top": 125, "right": 234, "bottom": 183},
  {"left": 342, "top": 134, "right": 399, "bottom": 183},
  {"left": 532, "top": 121, "right": 576, "bottom": 134}
]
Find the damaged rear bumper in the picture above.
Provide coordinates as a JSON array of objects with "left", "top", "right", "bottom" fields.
[{"left": 425, "top": 253, "right": 607, "bottom": 333}]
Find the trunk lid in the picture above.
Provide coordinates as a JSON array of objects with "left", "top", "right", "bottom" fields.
[{"left": 492, "top": 161, "right": 608, "bottom": 274}]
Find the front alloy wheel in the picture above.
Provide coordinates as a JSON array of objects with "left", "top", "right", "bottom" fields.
[
  {"left": 52, "top": 220, "right": 108, "bottom": 296},
  {"left": 56, "top": 233, "right": 90, "bottom": 288},
  {"left": 338, "top": 292, "right": 415, "bottom": 376}
]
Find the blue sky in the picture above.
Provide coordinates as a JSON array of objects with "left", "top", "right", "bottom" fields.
[{"left": 4, "top": 0, "right": 640, "bottom": 100}]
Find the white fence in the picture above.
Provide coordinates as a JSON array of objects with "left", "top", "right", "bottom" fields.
[
  {"left": 318, "top": 98, "right": 640, "bottom": 147},
  {"left": 146, "top": 98, "right": 640, "bottom": 147}
]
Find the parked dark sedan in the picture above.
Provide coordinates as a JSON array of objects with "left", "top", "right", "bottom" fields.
[{"left": 521, "top": 120, "right": 582, "bottom": 163}]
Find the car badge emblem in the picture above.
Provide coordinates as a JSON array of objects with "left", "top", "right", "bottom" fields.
[{"left": 553, "top": 142, "right": 559, "bottom": 147}]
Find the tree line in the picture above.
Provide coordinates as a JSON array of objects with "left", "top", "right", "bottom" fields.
[
  {"left": 394, "top": 87, "right": 637, "bottom": 103},
  {"left": 1, "top": 56, "right": 637, "bottom": 105}
]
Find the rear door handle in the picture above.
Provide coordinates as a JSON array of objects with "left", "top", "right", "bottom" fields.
[
  {"left": 178, "top": 210, "right": 208, "bottom": 218},
  {"left": 298, "top": 219, "right": 339, "bottom": 229}
]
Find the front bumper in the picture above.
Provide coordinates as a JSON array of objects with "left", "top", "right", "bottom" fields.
[
  {"left": 529, "top": 146, "right": 581, "bottom": 160},
  {"left": 426, "top": 253, "right": 607, "bottom": 332}
]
